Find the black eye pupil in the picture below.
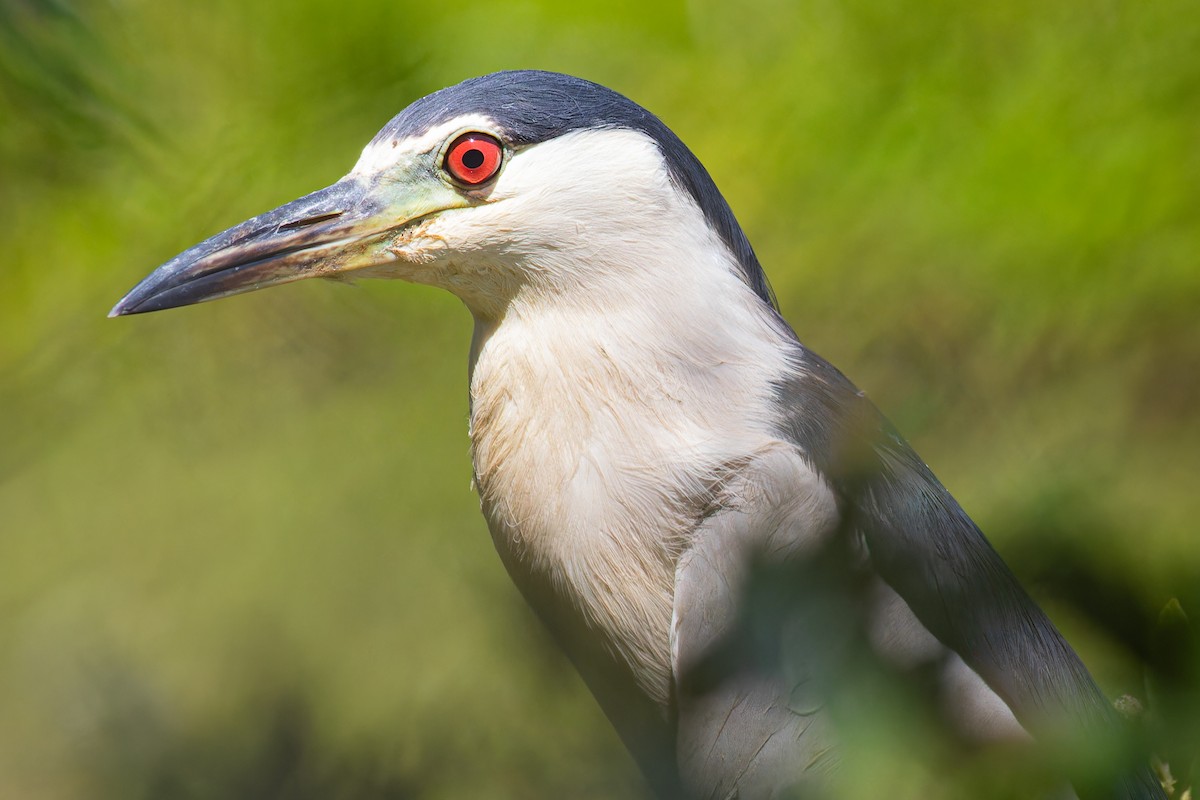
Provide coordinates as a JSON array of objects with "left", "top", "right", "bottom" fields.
[{"left": 461, "top": 148, "right": 485, "bottom": 169}]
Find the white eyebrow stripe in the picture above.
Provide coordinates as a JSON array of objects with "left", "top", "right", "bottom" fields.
[{"left": 351, "top": 114, "right": 500, "bottom": 176}]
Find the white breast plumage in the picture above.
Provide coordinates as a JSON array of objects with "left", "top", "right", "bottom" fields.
[{"left": 468, "top": 275, "right": 797, "bottom": 707}]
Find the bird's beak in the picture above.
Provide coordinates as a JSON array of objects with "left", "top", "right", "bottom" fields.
[{"left": 109, "top": 175, "right": 428, "bottom": 316}]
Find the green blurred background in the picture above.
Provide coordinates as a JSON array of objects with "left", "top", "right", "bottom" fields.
[{"left": 1, "top": 0, "right": 1197, "bottom": 797}]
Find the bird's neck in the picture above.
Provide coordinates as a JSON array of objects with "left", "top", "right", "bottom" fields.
[{"left": 466, "top": 274, "right": 794, "bottom": 712}]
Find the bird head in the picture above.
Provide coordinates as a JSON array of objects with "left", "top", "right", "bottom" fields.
[{"left": 110, "top": 70, "right": 773, "bottom": 322}]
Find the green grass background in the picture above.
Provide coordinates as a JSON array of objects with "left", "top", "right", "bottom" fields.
[{"left": 1, "top": 0, "right": 1197, "bottom": 796}]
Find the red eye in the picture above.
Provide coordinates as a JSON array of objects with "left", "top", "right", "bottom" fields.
[{"left": 444, "top": 133, "right": 503, "bottom": 186}]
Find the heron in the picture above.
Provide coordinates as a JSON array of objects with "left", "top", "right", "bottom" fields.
[{"left": 110, "top": 71, "right": 1163, "bottom": 799}]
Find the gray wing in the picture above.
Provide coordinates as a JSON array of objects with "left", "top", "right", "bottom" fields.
[
  {"left": 757, "top": 343, "right": 1164, "bottom": 799},
  {"left": 671, "top": 446, "right": 1025, "bottom": 799}
]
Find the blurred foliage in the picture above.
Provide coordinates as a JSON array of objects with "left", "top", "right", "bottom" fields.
[{"left": 0, "top": 0, "right": 1197, "bottom": 796}]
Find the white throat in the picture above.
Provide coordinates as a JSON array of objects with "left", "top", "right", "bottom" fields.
[{"left": 463, "top": 160, "right": 795, "bottom": 706}]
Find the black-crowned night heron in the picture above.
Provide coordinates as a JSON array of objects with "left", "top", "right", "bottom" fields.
[{"left": 111, "top": 71, "right": 1163, "bottom": 799}]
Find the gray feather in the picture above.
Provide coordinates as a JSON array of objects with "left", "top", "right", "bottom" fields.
[{"left": 771, "top": 342, "right": 1165, "bottom": 799}]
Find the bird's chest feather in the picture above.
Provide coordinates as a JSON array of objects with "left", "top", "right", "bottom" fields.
[{"left": 467, "top": 309, "right": 790, "bottom": 708}]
